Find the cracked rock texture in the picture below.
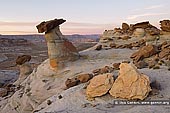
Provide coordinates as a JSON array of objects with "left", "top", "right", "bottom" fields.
[{"left": 109, "top": 63, "right": 151, "bottom": 100}]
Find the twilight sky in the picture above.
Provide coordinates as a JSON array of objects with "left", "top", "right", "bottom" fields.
[{"left": 0, "top": 0, "right": 170, "bottom": 35}]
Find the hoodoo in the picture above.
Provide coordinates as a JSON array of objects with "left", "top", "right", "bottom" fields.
[{"left": 36, "top": 18, "right": 79, "bottom": 70}]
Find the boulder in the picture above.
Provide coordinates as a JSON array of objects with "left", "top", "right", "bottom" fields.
[
  {"left": 65, "top": 73, "right": 93, "bottom": 89},
  {"left": 131, "top": 39, "right": 146, "bottom": 48},
  {"left": 132, "top": 28, "right": 145, "bottom": 38},
  {"left": 86, "top": 73, "right": 114, "bottom": 98},
  {"left": 132, "top": 21, "right": 150, "bottom": 29},
  {"left": 131, "top": 44, "right": 158, "bottom": 62},
  {"left": 109, "top": 42, "right": 117, "bottom": 48},
  {"left": 160, "top": 20, "right": 170, "bottom": 32},
  {"left": 148, "top": 59, "right": 158, "bottom": 69},
  {"left": 113, "top": 63, "right": 120, "bottom": 70},
  {"left": 122, "top": 23, "right": 129, "bottom": 31},
  {"left": 0, "top": 88, "right": 7, "bottom": 97},
  {"left": 145, "top": 27, "right": 160, "bottom": 35},
  {"left": 14, "top": 63, "right": 33, "bottom": 86},
  {"left": 109, "top": 63, "right": 151, "bottom": 100},
  {"left": 134, "top": 60, "right": 148, "bottom": 69},
  {"left": 77, "top": 73, "right": 93, "bottom": 83},
  {"left": 65, "top": 78, "right": 80, "bottom": 89},
  {"left": 92, "top": 66, "right": 114, "bottom": 75},
  {"left": 159, "top": 48, "right": 170, "bottom": 59},
  {"left": 16, "top": 55, "right": 31, "bottom": 65},
  {"left": 161, "top": 41, "right": 170, "bottom": 50},
  {"left": 121, "top": 36, "right": 131, "bottom": 40},
  {"left": 95, "top": 45, "right": 102, "bottom": 50}
]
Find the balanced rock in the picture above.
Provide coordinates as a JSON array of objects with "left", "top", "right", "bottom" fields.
[
  {"left": 36, "top": 19, "right": 66, "bottom": 33},
  {"left": 160, "top": 20, "right": 170, "bottom": 32},
  {"left": 36, "top": 18, "right": 79, "bottom": 70},
  {"left": 109, "top": 63, "right": 151, "bottom": 100},
  {"left": 86, "top": 73, "right": 114, "bottom": 98}
]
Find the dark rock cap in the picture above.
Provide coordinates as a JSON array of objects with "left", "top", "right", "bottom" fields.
[{"left": 36, "top": 18, "right": 66, "bottom": 33}]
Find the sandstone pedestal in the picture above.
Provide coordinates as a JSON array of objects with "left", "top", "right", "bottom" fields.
[{"left": 36, "top": 19, "right": 79, "bottom": 70}]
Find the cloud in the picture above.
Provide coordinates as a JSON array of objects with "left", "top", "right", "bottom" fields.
[
  {"left": 127, "top": 13, "right": 167, "bottom": 20},
  {"left": 144, "top": 4, "right": 163, "bottom": 10},
  {"left": 132, "top": 4, "right": 164, "bottom": 12},
  {"left": 0, "top": 30, "right": 37, "bottom": 35},
  {"left": 0, "top": 21, "right": 38, "bottom": 26},
  {"left": 0, "top": 21, "right": 114, "bottom": 35},
  {"left": 64, "top": 22, "right": 114, "bottom": 28}
]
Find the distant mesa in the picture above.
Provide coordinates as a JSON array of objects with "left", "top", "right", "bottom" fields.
[{"left": 36, "top": 18, "right": 66, "bottom": 33}]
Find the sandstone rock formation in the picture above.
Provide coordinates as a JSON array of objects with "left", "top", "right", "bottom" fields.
[
  {"left": 14, "top": 55, "right": 33, "bottom": 86},
  {"left": 86, "top": 73, "right": 114, "bottom": 98},
  {"left": 36, "top": 19, "right": 66, "bottom": 33},
  {"left": 160, "top": 20, "right": 170, "bottom": 32},
  {"left": 92, "top": 66, "right": 114, "bottom": 75},
  {"left": 122, "top": 23, "right": 129, "bottom": 31},
  {"left": 65, "top": 73, "right": 93, "bottom": 88},
  {"left": 131, "top": 44, "right": 158, "bottom": 62},
  {"left": 36, "top": 19, "right": 79, "bottom": 70},
  {"left": 16, "top": 55, "right": 31, "bottom": 65},
  {"left": 131, "top": 21, "right": 150, "bottom": 29},
  {"left": 14, "top": 63, "right": 33, "bottom": 86},
  {"left": 65, "top": 78, "right": 80, "bottom": 89},
  {"left": 0, "top": 84, "right": 15, "bottom": 97},
  {"left": 130, "top": 41, "right": 170, "bottom": 69},
  {"left": 132, "top": 28, "right": 145, "bottom": 37},
  {"left": 95, "top": 45, "right": 102, "bottom": 50},
  {"left": 0, "top": 88, "right": 7, "bottom": 97},
  {"left": 99, "top": 21, "right": 160, "bottom": 48},
  {"left": 109, "top": 63, "right": 151, "bottom": 100}
]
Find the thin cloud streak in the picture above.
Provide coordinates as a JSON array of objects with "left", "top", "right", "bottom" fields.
[
  {"left": 144, "top": 4, "right": 163, "bottom": 10},
  {"left": 127, "top": 13, "right": 167, "bottom": 20},
  {"left": 0, "top": 21, "right": 38, "bottom": 26},
  {"left": 132, "top": 4, "right": 164, "bottom": 12},
  {"left": 0, "top": 21, "right": 114, "bottom": 35}
]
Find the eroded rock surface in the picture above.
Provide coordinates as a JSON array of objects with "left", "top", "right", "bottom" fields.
[
  {"left": 109, "top": 63, "right": 151, "bottom": 100},
  {"left": 160, "top": 20, "right": 170, "bottom": 32},
  {"left": 36, "top": 18, "right": 79, "bottom": 70},
  {"left": 86, "top": 73, "right": 114, "bottom": 98}
]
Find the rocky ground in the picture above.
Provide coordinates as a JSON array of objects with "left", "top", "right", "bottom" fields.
[{"left": 0, "top": 35, "right": 97, "bottom": 87}]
